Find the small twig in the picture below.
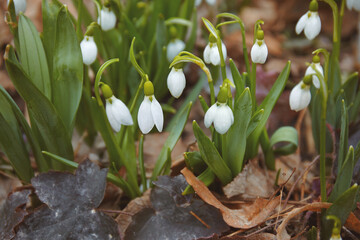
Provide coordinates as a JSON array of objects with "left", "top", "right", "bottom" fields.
[
  {"left": 98, "top": 209, "right": 133, "bottom": 216},
  {"left": 342, "top": 226, "right": 360, "bottom": 240},
  {"left": 269, "top": 167, "right": 296, "bottom": 201},
  {"left": 283, "top": 156, "right": 320, "bottom": 210},
  {"left": 290, "top": 227, "right": 308, "bottom": 239},
  {"left": 295, "top": 108, "right": 307, "bottom": 155},
  {"left": 189, "top": 211, "right": 210, "bottom": 229}
]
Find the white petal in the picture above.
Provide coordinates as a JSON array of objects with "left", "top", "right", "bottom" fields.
[
  {"left": 214, "top": 105, "right": 233, "bottom": 134},
  {"left": 205, "top": 0, "right": 216, "bottom": 5},
  {"left": 97, "top": 8, "right": 117, "bottom": 31},
  {"left": 106, "top": 100, "right": 121, "bottom": 132},
  {"left": 353, "top": 0, "right": 360, "bottom": 10},
  {"left": 166, "top": 39, "right": 185, "bottom": 62},
  {"left": 251, "top": 41, "right": 268, "bottom": 64},
  {"left": 8, "top": 0, "right": 27, "bottom": 15},
  {"left": 150, "top": 97, "right": 164, "bottom": 132},
  {"left": 304, "top": 13, "right": 321, "bottom": 40},
  {"left": 210, "top": 46, "right": 221, "bottom": 66},
  {"left": 167, "top": 68, "right": 186, "bottom": 98},
  {"left": 80, "top": 37, "right": 98, "bottom": 65},
  {"left": 204, "top": 104, "right": 217, "bottom": 128},
  {"left": 111, "top": 97, "right": 133, "bottom": 126},
  {"left": 203, "top": 44, "right": 212, "bottom": 64},
  {"left": 221, "top": 41, "right": 227, "bottom": 60},
  {"left": 295, "top": 12, "right": 308, "bottom": 35},
  {"left": 289, "top": 82, "right": 311, "bottom": 112},
  {"left": 347, "top": 0, "right": 354, "bottom": 9},
  {"left": 137, "top": 97, "right": 154, "bottom": 134},
  {"left": 195, "top": 0, "right": 202, "bottom": 6}
]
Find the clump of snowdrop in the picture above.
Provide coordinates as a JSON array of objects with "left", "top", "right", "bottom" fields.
[
  {"left": 97, "top": 5, "right": 117, "bottom": 31},
  {"left": 305, "top": 54, "right": 323, "bottom": 89},
  {"left": 167, "top": 63, "right": 186, "bottom": 98},
  {"left": 101, "top": 83, "right": 133, "bottom": 132},
  {"left": 138, "top": 81, "right": 164, "bottom": 134},
  {"left": 204, "top": 84, "right": 234, "bottom": 134},
  {"left": 7, "top": 0, "right": 26, "bottom": 15},
  {"left": 80, "top": 26, "right": 98, "bottom": 65},
  {"left": 203, "top": 33, "right": 227, "bottom": 66},
  {"left": 296, "top": 0, "right": 321, "bottom": 40},
  {"left": 251, "top": 29, "right": 268, "bottom": 64},
  {"left": 289, "top": 75, "right": 314, "bottom": 112},
  {"left": 346, "top": 0, "right": 360, "bottom": 11}
]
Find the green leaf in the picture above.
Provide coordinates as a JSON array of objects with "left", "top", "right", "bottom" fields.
[
  {"left": 229, "top": 59, "right": 244, "bottom": 99},
  {"left": 246, "top": 109, "right": 264, "bottom": 138},
  {"left": 339, "top": 72, "right": 358, "bottom": 105},
  {"left": 0, "top": 93, "right": 33, "bottom": 182},
  {"left": 18, "top": 14, "right": 51, "bottom": 99},
  {"left": 192, "top": 121, "right": 232, "bottom": 185},
  {"left": 306, "top": 226, "right": 317, "bottom": 240},
  {"left": 322, "top": 184, "right": 360, "bottom": 240},
  {"left": 269, "top": 126, "right": 298, "bottom": 155},
  {"left": 151, "top": 102, "right": 193, "bottom": 180},
  {"left": 184, "top": 151, "right": 207, "bottom": 175},
  {"left": 165, "top": 18, "right": 192, "bottom": 27},
  {"left": 5, "top": 45, "right": 74, "bottom": 166},
  {"left": 202, "top": 18, "right": 218, "bottom": 40},
  {"left": 52, "top": 6, "right": 83, "bottom": 131},
  {"left": 0, "top": 85, "right": 48, "bottom": 173},
  {"left": 337, "top": 99, "right": 348, "bottom": 173},
  {"left": 226, "top": 88, "right": 252, "bottom": 175},
  {"left": 328, "top": 146, "right": 354, "bottom": 202},
  {"left": 246, "top": 61, "right": 291, "bottom": 158},
  {"left": 185, "top": 8, "right": 197, "bottom": 51}
]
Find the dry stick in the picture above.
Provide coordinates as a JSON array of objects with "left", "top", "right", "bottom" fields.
[
  {"left": 283, "top": 156, "right": 320, "bottom": 210},
  {"left": 98, "top": 209, "right": 133, "bottom": 216},
  {"left": 189, "top": 211, "right": 211, "bottom": 229},
  {"left": 295, "top": 108, "right": 307, "bottom": 155},
  {"left": 342, "top": 226, "right": 360, "bottom": 240}
]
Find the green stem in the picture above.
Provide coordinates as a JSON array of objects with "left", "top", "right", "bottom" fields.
[
  {"left": 222, "top": 133, "right": 227, "bottom": 166},
  {"left": 139, "top": 135, "right": 147, "bottom": 192},
  {"left": 250, "top": 62, "right": 257, "bottom": 112},
  {"left": 320, "top": 93, "right": 327, "bottom": 202},
  {"left": 240, "top": 21, "right": 250, "bottom": 74},
  {"left": 216, "top": 39, "right": 227, "bottom": 81}
]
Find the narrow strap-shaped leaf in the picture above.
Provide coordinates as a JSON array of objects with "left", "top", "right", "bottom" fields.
[
  {"left": 5, "top": 45, "right": 74, "bottom": 165},
  {"left": 151, "top": 102, "right": 193, "bottom": 180},
  {"left": 52, "top": 6, "right": 83, "bottom": 131},
  {"left": 192, "top": 121, "right": 232, "bottom": 185},
  {"left": 229, "top": 59, "right": 244, "bottom": 99},
  {"left": 246, "top": 109, "right": 264, "bottom": 138},
  {"left": 184, "top": 151, "right": 207, "bottom": 175},
  {"left": 18, "top": 14, "right": 51, "bottom": 99},
  {"left": 0, "top": 85, "right": 48, "bottom": 172},
  {"left": 226, "top": 88, "right": 252, "bottom": 175},
  {"left": 328, "top": 146, "right": 354, "bottom": 202},
  {"left": 246, "top": 61, "right": 291, "bottom": 159},
  {"left": 337, "top": 99, "right": 348, "bottom": 172}
]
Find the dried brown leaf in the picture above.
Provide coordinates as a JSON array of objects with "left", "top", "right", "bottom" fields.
[{"left": 181, "top": 167, "right": 280, "bottom": 229}]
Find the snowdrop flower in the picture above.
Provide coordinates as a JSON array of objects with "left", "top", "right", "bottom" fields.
[
  {"left": 251, "top": 29, "right": 268, "bottom": 64},
  {"left": 97, "top": 7, "right": 116, "bottom": 31},
  {"left": 289, "top": 75, "right": 313, "bottom": 112},
  {"left": 7, "top": 0, "right": 26, "bottom": 15},
  {"left": 204, "top": 85, "right": 234, "bottom": 134},
  {"left": 204, "top": 34, "right": 227, "bottom": 66},
  {"left": 305, "top": 55, "right": 323, "bottom": 89},
  {"left": 346, "top": 0, "right": 360, "bottom": 11},
  {"left": 195, "top": 0, "right": 216, "bottom": 6},
  {"left": 167, "top": 39, "right": 185, "bottom": 62},
  {"left": 80, "top": 36, "right": 98, "bottom": 65},
  {"left": 138, "top": 81, "right": 164, "bottom": 134},
  {"left": 330, "top": 236, "right": 342, "bottom": 240},
  {"left": 101, "top": 84, "right": 133, "bottom": 132},
  {"left": 296, "top": 0, "right": 321, "bottom": 40},
  {"left": 167, "top": 64, "right": 186, "bottom": 98}
]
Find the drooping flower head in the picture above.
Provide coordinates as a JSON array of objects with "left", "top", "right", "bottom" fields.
[
  {"left": 167, "top": 62, "right": 186, "bottom": 98},
  {"left": 7, "top": 0, "right": 26, "bottom": 15},
  {"left": 346, "top": 0, "right": 360, "bottom": 11},
  {"left": 80, "top": 25, "right": 98, "bottom": 65},
  {"left": 204, "top": 84, "right": 234, "bottom": 134},
  {"left": 289, "top": 75, "right": 313, "bottom": 112},
  {"left": 167, "top": 26, "right": 185, "bottom": 62},
  {"left": 97, "top": 4, "right": 117, "bottom": 31},
  {"left": 203, "top": 33, "right": 227, "bottom": 66},
  {"left": 296, "top": 0, "right": 321, "bottom": 40},
  {"left": 305, "top": 54, "right": 323, "bottom": 89},
  {"left": 101, "top": 83, "right": 133, "bottom": 132},
  {"left": 251, "top": 29, "right": 268, "bottom": 64},
  {"left": 138, "top": 81, "right": 164, "bottom": 134}
]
